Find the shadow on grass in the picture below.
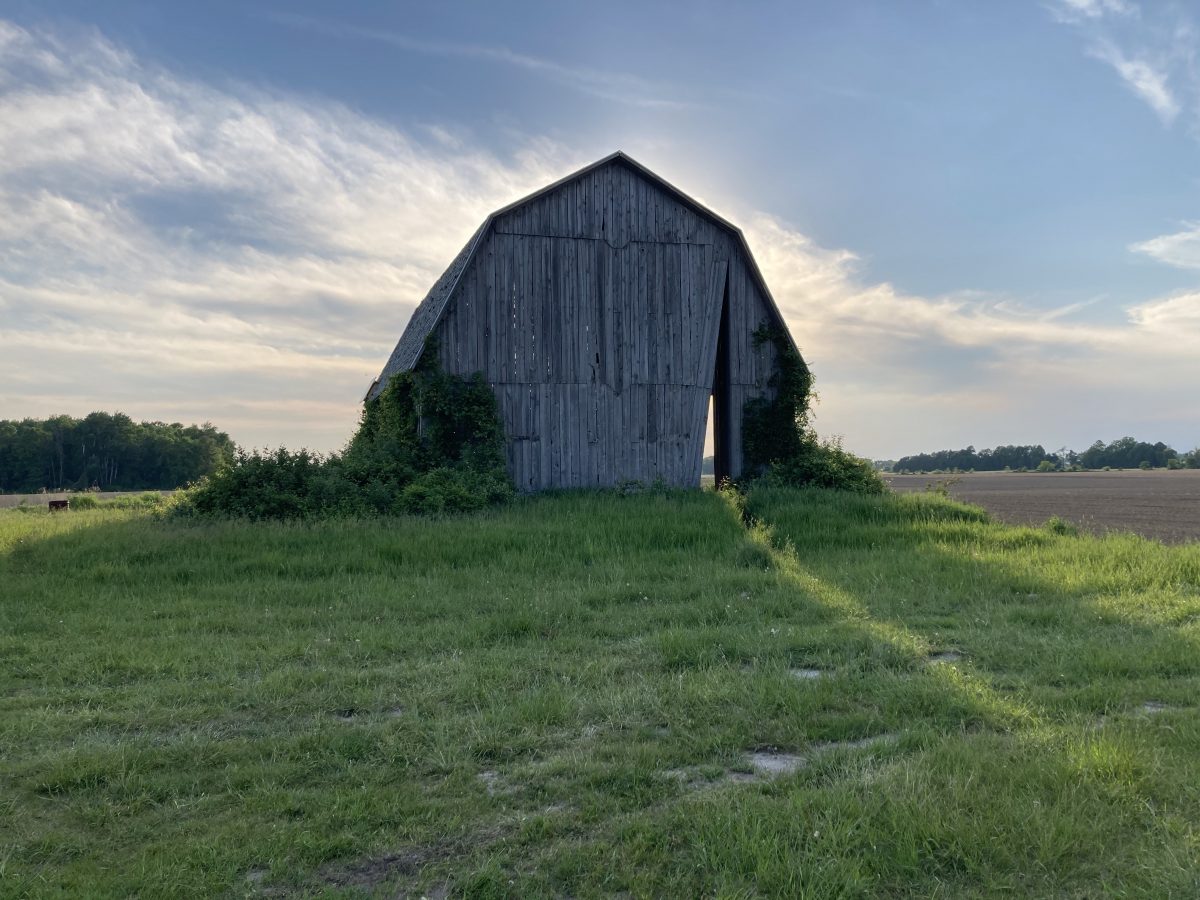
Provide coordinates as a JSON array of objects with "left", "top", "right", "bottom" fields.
[
  {"left": 682, "top": 485, "right": 1200, "bottom": 896},
  {"left": 3, "top": 490, "right": 1199, "bottom": 897},
  {"left": 741, "top": 486, "right": 1200, "bottom": 718}
]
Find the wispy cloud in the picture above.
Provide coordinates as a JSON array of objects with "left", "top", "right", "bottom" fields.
[
  {"left": 264, "top": 12, "right": 695, "bottom": 111},
  {"left": 1051, "top": 1, "right": 1198, "bottom": 129},
  {"left": 0, "top": 20, "right": 574, "bottom": 448},
  {"left": 1048, "top": 0, "right": 1137, "bottom": 24},
  {"left": 1, "top": 19, "right": 1197, "bottom": 456},
  {"left": 1088, "top": 40, "right": 1179, "bottom": 123},
  {"left": 739, "top": 212, "right": 1200, "bottom": 451},
  {"left": 1130, "top": 222, "right": 1200, "bottom": 269}
]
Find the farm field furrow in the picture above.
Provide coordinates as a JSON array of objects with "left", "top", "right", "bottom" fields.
[
  {"left": 887, "top": 469, "right": 1200, "bottom": 543},
  {"left": 2, "top": 490, "right": 1199, "bottom": 897}
]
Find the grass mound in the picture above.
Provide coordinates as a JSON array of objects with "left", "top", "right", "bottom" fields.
[{"left": 2, "top": 489, "right": 1198, "bottom": 896}]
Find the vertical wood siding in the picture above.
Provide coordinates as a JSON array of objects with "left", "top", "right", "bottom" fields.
[{"left": 431, "top": 160, "right": 783, "bottom": 490}]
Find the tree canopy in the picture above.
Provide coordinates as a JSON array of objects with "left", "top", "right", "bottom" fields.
[
  {"left": 0, "top": 413, "right": 235, "bottom": 492},
  {"left": 892, "top": 438, "right": 1198, "bottom": 473}
]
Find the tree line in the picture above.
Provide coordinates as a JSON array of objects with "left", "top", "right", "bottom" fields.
[
  {"left": 890, "top": 437, "right": 1200, "bottom": 474},
  {"left": 0, "top": 412, "right": 236, "bottom": 493}
]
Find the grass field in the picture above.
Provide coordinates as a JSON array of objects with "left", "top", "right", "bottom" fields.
[{"left": 2, "top": 489, "right": 1199, "bottom": 897}]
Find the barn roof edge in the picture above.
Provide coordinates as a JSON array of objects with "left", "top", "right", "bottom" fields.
[{"left": 366, "top": 152, "right": 798, "bottom": 401}]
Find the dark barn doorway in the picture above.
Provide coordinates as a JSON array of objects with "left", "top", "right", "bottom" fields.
[{"left": 710, "top": 269, "right": 733, "bottom": 484}]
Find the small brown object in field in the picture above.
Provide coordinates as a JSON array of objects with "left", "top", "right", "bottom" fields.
[{"left": 48, "top": 499, "right": 69, "bottom": 511}]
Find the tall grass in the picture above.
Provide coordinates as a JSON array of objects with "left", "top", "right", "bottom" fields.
[{"left": 1, "top": 489, "right": 1197, "bottom": 897}]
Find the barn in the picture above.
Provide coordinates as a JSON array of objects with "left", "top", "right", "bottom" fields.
[{"left": 367, "top": 151, "right": 802, "bottom": 491}]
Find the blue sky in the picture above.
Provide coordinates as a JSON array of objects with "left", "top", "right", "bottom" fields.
[{"left": 1, "top": 0, "right": 1198, "bottom": 458}]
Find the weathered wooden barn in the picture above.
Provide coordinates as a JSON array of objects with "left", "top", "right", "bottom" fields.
[{"left": 367, "top": 152, "right": 801, "bottom": 491}]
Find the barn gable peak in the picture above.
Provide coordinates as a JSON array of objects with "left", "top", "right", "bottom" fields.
[
  {"left": 492, "top": 151, "right": 745, "bottom": 241},
  {"left": 367, "top": 152, "right": 794, "bottom": 401}
]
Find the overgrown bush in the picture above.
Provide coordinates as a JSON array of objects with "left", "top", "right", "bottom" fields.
[
  {"left": 174, "top": 347, "right": 513, "bottom": 520},
  {"left": 742, "top": 326, "right": 813, "bottom": 471},
  {"left": 177, "top": 448, "right": 340, "bottom": 519},
  {"left": 741, "top": 325, "right": 884, "bottom": 494},
  {"left": 761, "top": 435, "right": 885, "bottom": 493},
  {"left": 398, "top": 466, "right": 513, "bottom": 515},
  {"left": 1044, "top": 515, "right": 1080, "bottom": 536}
]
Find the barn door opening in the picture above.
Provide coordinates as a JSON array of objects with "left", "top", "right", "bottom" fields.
[{"left": 711, "top": 272, "right": 733, "bottom": 485}]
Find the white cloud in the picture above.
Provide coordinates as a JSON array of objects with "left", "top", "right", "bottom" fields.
[
  {"left": 737, "top": 212, "right": 1200, "bottom": 454},
  {"left": 1089, "top": 41, "right": 1179, "bottom": 123},
  {"left": 1049, "top": 0, "right": 1137, "bottom": 24},
  {"left": 1, "top": 19, "right": 1197, "bottom": 458},
  {"left": 0, "top": 20, "right": 577, "bottom": 449},
  {"left": 1053, "top": 3, "right": 1200, "bottom": 129},
  {"left": 1130, "top": 222, "right": 1200, "bottom": 269},
  {"left": 1126, "top": 291, "right": 1200, "bottom": 331}
]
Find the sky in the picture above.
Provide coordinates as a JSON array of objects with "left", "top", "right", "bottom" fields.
[{"left": 1, "top": 0, "right": 1199, "bottom": 459}]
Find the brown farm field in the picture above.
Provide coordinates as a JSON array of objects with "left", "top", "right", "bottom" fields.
[{"left": 886, "top": 469, "right": 1200, "bottom": 543}]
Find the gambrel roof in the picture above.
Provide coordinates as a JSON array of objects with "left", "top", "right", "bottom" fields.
[{"left": 367, "top": 151, "right": 794, "bottom": 400}]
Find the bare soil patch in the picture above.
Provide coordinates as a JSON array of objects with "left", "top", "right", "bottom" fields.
[
  {"left": 927, "top": 651, "right": 963, "bottom": 665},
  {"left": 886, "top": 470, "right": 1200, "bottom": 543},
  {"left": 790, "top": 667, "right": 827, "bottom": 680}
]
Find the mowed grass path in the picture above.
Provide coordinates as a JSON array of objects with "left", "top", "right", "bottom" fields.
[{"left": 2, "top": 490, "right": 1198, "bottom": 897}]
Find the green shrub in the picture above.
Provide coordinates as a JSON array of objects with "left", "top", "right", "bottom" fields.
[
  {"left": 740, "top": 326, "right": 882, "bottom": 494},
  {"left": 175, "top": 347, "right": 513, "bottom": 520},
  {"left": 398, "top": 467, "right": 513, "bottom": 515},
  {"left": 741, "top": 325, "right": 813, "bottom": 473},
  {"left": 69, "top": 494, "right": 99, "bottom": 509},
  {"left": 1044, "top": 516, "right": 1080, "bottom": 536},
  {"left": 174, "top": 448, "right": 338, "bottom": 520},
  {"left": 1036, "top": 460, "right": 1057, "bottom": 473},
  {"left": 762, "top": 435, "right": 886, "bottom": 494}
]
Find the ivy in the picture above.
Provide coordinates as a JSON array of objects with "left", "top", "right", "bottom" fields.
[
  {"left": 741, "top": 324, "right": 883, "bottom": 493},
  {"left": 176, "top": 341, "right": 513, "bottom": 519},
  {"left": 741, "top": 324, "right": 815, "bottom": 474},
  {"left": 341, "top": 339, "right": 509, "bottom": 493}
]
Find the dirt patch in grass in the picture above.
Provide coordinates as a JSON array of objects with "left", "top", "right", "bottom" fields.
[
  {"left": 665, "top": 734, "right": 900, "bottom": 789},
  {"left": 790, "top": 667, "right": 827, "bottom": 680},
  {"left": 927, "top": 651, "right": 963, "bottom": 664},
  {"left": 745, "top": 749, "right": 809, "bottom": 776},
  {"left": 321, "top": 847, "right": 433, "bottom": 892},
  {"left": 478, "top": 770, "right": 507, "bottom": 796},
  {"left": 320, "top": 827, "right": 504, "bottom": 895}
]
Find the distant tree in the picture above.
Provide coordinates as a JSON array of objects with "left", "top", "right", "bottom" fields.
[
  {"left": 895, "top": 444, "right": 1055, "bottom": 474},
  {"left": 1078, "top": 437, "right": 1176, "bottom": 470},
  {"left": 0, "top": 413, "right": 235, "bottom": 492}
]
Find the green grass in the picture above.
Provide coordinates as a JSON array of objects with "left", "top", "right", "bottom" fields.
[{"left": 1, "top": 488, "right": 1198, "bottom": 897}]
